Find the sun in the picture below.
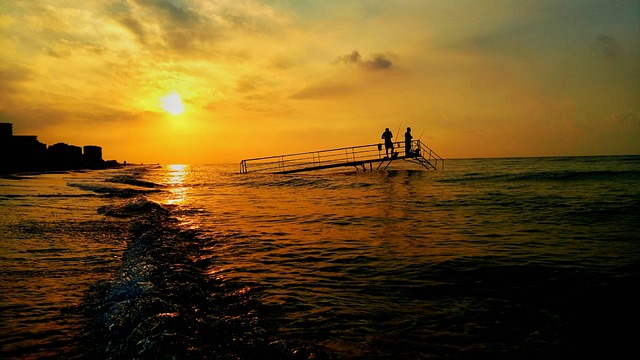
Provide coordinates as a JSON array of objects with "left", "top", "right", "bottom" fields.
[{"left": 160, "top": 92, "right": 185, "bottom": 115}]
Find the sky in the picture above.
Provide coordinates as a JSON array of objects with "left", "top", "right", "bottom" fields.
[{"left": 1, "top": 0, "right": 639, "bottom": 164}]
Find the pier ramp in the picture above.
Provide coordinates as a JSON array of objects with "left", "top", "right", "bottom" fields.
[{"left": 240, "top": 140, "right": 444, "bottom": 174}]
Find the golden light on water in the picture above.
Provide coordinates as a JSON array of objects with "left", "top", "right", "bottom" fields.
[
  {"left": 165, "top": 164, "right": 189, "bottom": 205},
  {"left": 168, "top": 163, "right": 188, "bottom": 173}
]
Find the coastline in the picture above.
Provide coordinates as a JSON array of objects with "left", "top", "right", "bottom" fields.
[{"left": 0, "top": 161, "right": 124, "bottom": 178}]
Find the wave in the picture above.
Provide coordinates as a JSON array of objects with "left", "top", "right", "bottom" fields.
[
  {"left": 96, "top": 196, "right": 172, "bottom": 217},
  {"left": 440, "top": 169, "right": 640, "bottom": 183},
  {"left": 105, "top": 175, "right": 165, "bottom": 189},
  {"left": 83, "top": 196, "right": 330, "bottom": 359},
  {"left": 67, "top": 182, "right": 162, "bottom": 198},
  {"left": 239, "top": 174, "right": 334, "bottom": 189},
  {"left": 0, "top": 174, "right": 36, "bottom": 180}
]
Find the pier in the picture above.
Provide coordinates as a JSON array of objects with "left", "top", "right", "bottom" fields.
[{"left": 240, "top": 140, "right": 444, "bottom": 174}]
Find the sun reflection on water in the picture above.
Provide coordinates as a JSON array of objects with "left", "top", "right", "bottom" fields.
[{"left": 165, "top": 164, "right": 189, "bottom": 206}]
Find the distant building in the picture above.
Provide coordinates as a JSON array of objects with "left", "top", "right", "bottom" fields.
[
  {"left": 0, "top": 123, "right": 13, "bottom": 139},
  {"left": 13, "top": 136, "right": 47, "bottom": 168},
  {"left": 83, "top": 145, "right": 104, "bottom": 168},
  {"left": 1, "top": 123, "right": 47, "bottom": 171},
  {"left": 47, "top": 143, "right": 83, "bottom": 169},
  {"left": 0, "top": 122, "right": 116, "bottom": 173}
]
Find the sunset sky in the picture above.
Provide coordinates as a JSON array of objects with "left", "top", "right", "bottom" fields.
[{"left": 1, "top": 0, "right": 638, "bottom": 164}]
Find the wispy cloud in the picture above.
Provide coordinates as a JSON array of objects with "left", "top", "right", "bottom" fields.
[
  {"left": 290, "top": 83, "right": 357, "bottom": 100},
  {"left": 0, "top": 63, "right": 34, "bottom": 91}
]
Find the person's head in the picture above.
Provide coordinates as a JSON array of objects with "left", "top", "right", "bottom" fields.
[
  {"left": 407, "top": 127, "right": 411, "bottom": 131},
  {"left": 385, "top": 128, "right": 389, "bottom": 131}
]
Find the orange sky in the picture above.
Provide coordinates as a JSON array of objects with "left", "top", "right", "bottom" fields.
[{"left": 1, "top": 0, "right": 639, "bottom": 164}]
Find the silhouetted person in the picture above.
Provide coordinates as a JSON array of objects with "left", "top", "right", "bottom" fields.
[
  {"left": 381, "top": 128, "right": 394, "bottom": 158},
  {"left": 404, "top": 127, "right": 413, "bottom": 156}
]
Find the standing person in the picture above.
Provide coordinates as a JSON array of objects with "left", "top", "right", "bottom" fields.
[
  {"left": 381, "top": 128, "right": 394, "bottom": 158},
  {"left": 404, "top": 127, "right": 413, "bottom": 156}
]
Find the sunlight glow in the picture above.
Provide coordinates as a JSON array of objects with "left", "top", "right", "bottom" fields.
[
  {"left": 160, "top": 92, "right": 185, "bottom": 115},
  {"left": 3, "top": 1, "right": 639, "bottom": 162},
  {"left": 166, "top": 164, "right": 189, "bottom": 205}
]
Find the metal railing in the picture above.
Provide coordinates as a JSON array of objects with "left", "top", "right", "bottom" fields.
[
  {"left": 240, "top": 140, "right": 444, "bottom": 174},
  {"left": 414, "top": 140, "right": 445, "bottom": 170}
]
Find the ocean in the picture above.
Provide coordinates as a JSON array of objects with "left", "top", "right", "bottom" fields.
[{"left": 1, "top": 156, "right": 639, "bottom": 359}]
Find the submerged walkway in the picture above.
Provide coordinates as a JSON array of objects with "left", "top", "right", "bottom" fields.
[{"left": 240, "top": 140, "right": 444, "bottom": 174}]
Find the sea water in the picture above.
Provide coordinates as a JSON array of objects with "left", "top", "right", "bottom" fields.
[{"left": 1, "top": 156, "right": 639, "bottom": 359}]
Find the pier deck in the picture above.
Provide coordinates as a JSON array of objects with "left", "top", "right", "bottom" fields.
[{"left": 240, "top": 140, "right": 444, "bottom": 174}]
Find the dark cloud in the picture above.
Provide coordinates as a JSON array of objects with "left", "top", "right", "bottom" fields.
[
  {"left": 117, "top": 14, "right": 148, "bottom": 44},
  {"left": 104, "top": 0, "right": 288, "bottom": 57},
  {"left": 336, "top": 50, "right": 394, "bottom": 70},
  {"left": 365, "top": 53, "right": 393, "bottom": 70},
  {"left": 133, "top": 0, "right": 207, "bottom": 52},
  {"left": 337, "top": 50, "right": 362, "bottom": 65},
  {"left": 106, "top": 0, "right": 217, "bottom": 54},
  {"left": 135, "top": 0, "right": 198, "bottom": 24}
]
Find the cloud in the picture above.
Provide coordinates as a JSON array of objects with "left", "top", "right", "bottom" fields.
[
  {"left": 135, "top": 0, "right": 199, "bottom": 25},
  {"left": 337, "top": 50, "right": 362, "bottom": 65},
  {"left": 336, "top": 50, "right": 394, "bottom": 70},
  {"left": 365, "top": 53, "right": 393, "bottom": 70},
  {"left": 105, "top": 0, "right": 218, "bottom": 54},
  {"left": 116, "top": 13, "right": 148, "bottom": 45},
  {"left": 290, "top": 83, "right": 356, "bottom": 99},
  {"left": 0, "top": 63, "right": 35, "bottom": 93},
  {"left": 0, "top": 63, "right": 34, "bottom": 83},
  {"left": 104, "top": 0, "right": 291, "bottom": 57},
  {"left": 43, "top": 39, "right": 106, "bottom": 58},
  {"left": 2, "top": 0, "right": 638, "bottom": 161}
]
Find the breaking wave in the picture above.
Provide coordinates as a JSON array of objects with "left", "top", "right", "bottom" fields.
[
  {"left": 105, "top": 175, "right": 165, "bottom": 189},
  {"left": 83, "top": 196, "right": 330, "bottom": 359}
]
